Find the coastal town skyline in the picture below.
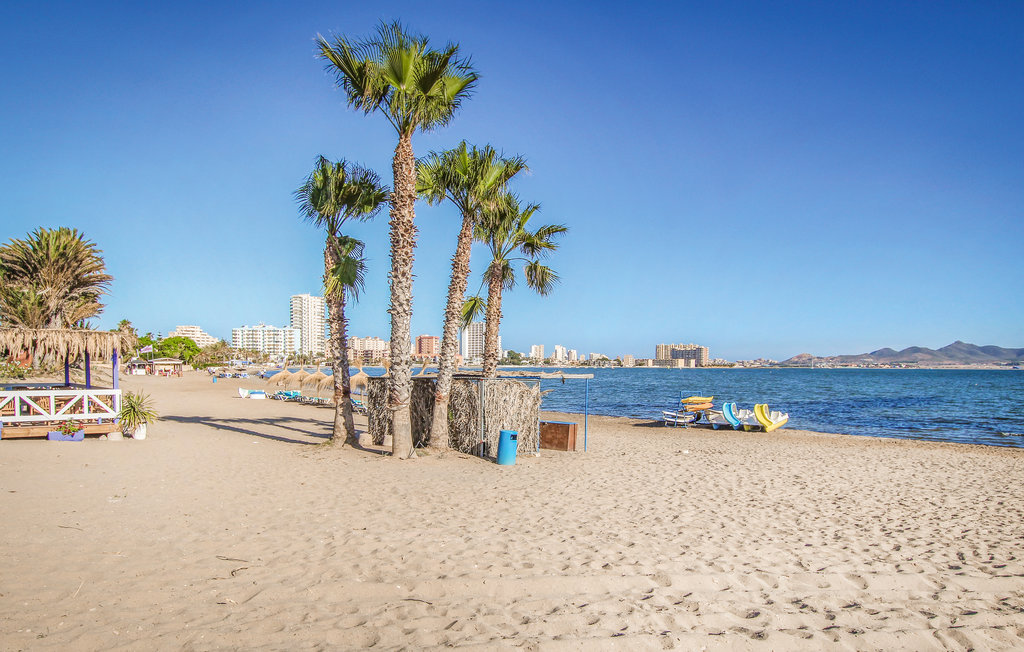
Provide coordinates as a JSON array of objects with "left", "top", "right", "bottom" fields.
[{"left": 2, "top": 2, "right": 1021, "bottom": 361}]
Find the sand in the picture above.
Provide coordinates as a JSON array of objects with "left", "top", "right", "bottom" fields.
[{"left": 2, "top": 372, "right": 1023, "bottom": 650}]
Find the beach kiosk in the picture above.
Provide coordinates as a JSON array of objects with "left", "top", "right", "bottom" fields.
[
  {"left": 148, "top": 357, "right": 184, "bottom": 377},
  {"left": 0, "top": 328, "right": 127, "bottom": 439}
]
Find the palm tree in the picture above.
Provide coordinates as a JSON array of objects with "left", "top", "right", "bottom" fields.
[
  {"left": 417, "top": 142, "right": 527, "bottom": 450},
  {"left": 296, "top": 156, "right": 388, "bottom": 446},
  {"left": 317, "top": 21, "right": 478, "bottom": 459},
  {"left": 116, "top": 319, "right": 139, "bottom": 357},
  {"left": 0, "top": 227, "right": 112, "bottom": 329},
  {"left": 465, "top": 195, "right": 567, "bottom": 378}
]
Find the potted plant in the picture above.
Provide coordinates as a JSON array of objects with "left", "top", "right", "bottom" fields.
[
  {"left": 117, "top": 391, "right": 158, "bottom": 440},
  {"left": 48, "top": 419, "right": 84, "bottom": 441}
]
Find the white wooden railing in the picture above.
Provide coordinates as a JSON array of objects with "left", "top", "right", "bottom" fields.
[{"left": 0, "top": 389, "right": 121, "bottom": 425}]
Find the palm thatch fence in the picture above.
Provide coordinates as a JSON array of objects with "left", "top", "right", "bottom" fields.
[{"left": 367, "top": 375, "right": 541, "bottom": 456}]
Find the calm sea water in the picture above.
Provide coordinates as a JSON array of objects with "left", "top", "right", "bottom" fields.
[{"left": 265, "top": 366, "right": 1024, "bottom": 448}]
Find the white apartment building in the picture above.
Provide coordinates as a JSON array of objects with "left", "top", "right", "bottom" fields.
[
  {"left": 460, "top": 322, "right": 500, "bottom": 362},
  {"left": 568, "top": 349, "right": 578, "bottom": 363},
  {"left": 621, "top": 354, "right": 635, "bottom": 367},
  {"left": 349, "top": 336, "right": 389, "bottom": 365},
  {"left": 231, "top": 323, "right": 300, "bottom": 357},
  {"left": 552, "top": 344, "right": 567, "bottom": 363},
  {"left": 165, "top": 325, "right": 219, "bottom": 348},
  {"left": 530, "top": 344, "right": 545, "bottom": 361},
  {"left": 290, "top": 294, "right": 327, "bottom": 356}
]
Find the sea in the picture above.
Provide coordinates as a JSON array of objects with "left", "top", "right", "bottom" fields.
[{"left": 265, "top": 367, "right": 1024, "bottom": 449}]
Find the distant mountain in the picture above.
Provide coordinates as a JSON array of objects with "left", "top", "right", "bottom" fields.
[{"left": 781, "top": 341, "right": 1024, "bottom": 366}]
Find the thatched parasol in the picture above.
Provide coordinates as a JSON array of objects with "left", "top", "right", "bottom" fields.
[
  {"left": 280, "top": 369, "right": 310, "bottom": 388},
  {"left": 302, "top": 368, "right": 329, "bottom": 396},
  {"left": 0, "top": 328, "right": 130, "bottom": 362},
  {"left": 265, "top": 368, "right": 293, "bottom": 386},
  {"left": 350, "top": 366, "right": 369, "bottom": 395},
  {"left": 317, "top": 374, "right": 337, "bottom": 402}
]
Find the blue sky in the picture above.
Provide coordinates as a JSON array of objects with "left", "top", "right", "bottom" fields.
[{"left": 1, "top": 1, "right": 1021, "bottom": 360}]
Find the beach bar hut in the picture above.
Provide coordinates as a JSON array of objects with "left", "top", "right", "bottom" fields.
[
  {"left": 147, "top": 357, "right": 184, "bottom": 377},
  {"left": 0, "top": 328, "right": 128, "bottom": 438}
]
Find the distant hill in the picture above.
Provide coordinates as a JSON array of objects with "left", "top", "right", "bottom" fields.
[{"left": 781, "top": 341, "right": 1024, "bottom": 366}]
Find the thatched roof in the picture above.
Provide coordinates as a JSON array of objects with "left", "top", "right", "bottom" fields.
[
  {"left": 280, "top": 369, "right": 310, "bottom": 388},
  {"left": 0, "top": 328, "right": 129, "bottom": 362},
  {"left": 302, "top": 370, "right": 328, "bottom": 387},
  {"left": 265, "top": 368, "right": 292, "bottom": 386}
]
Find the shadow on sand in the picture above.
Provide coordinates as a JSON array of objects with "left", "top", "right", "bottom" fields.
[{"left": 163, "top": 414, "right": 336, "bottom": 446}]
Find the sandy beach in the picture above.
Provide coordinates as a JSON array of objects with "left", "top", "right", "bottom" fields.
[{"left": 2, "top": 372, "right": 1023, "bottom": 650}]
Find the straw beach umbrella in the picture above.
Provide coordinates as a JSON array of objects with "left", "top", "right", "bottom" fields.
[
  {"left": 282, "top": 369, "right": 310, "bottom": 388},
  {"left": 265, "top": 368, "right": 292, "bottom": 386},
  {"left": 317, "top": 373, "right": 336, "bottom": 400},
  {"left": 265, "top": 357, "right": 293, "bottom": 386},
  {"left": 303, "top": 368, "right": 329, "bottom": 397},
  {"left": 350, "top": 365, "right": 369, "bottom": 397}
]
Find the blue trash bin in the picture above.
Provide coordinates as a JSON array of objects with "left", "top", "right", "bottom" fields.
[
  {"left": 212, "top": 376, "right": 217, "bottom": 383},
  {"left": 496, "top": 430, "right": 518, "bottom": 465}
]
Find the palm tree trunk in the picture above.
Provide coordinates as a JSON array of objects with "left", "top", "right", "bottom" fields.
[
  {"left": 325, "top": 234, "right": 358, "bottom": 446},
  {"left": 331, "top": 292, "right": 358, "bottom": 446},
  {"left": 388, "top": 131, "right": 416, "bottom": 459},
  {"left": 427, "top": 210, "right": 475, "bottom": 450},
  {"left": 482, "top": 263, "right": 504, "bottom": 378}
]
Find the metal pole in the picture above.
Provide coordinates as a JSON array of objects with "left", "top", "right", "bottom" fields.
[
  {"left": 64, "top": 355, "right": 70, "bottom": 386},
  {"left": 84, "top": 349, "right": 91, "bottom": 389},
  {"left": 112, "top": 348, "right": 120, "bottom": 414},
  {"left": 584, "top": 377, "right": 589, "bottom": 452}
]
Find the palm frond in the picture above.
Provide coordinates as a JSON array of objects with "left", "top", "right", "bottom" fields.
[
  {"left": 318, "top": 21, "right": 478, "bottom": 137},
  {"left": 324, "top": 236, "right": 367, "bottom": 302},
  {"left": 461, "top": 295, "right": 486, "bottom": 328},
  {"left": 524, "top": 261, "right": 560, "bottom": 296}
]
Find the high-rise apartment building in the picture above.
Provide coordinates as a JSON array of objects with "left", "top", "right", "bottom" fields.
[
  {"left": 290, "top": 294, "right": 327, "bottom": 356},
  {"left": 415, "top": 335, "right": 440, "bottom": 357},
  {"left": 568, "top": 349, "right": 578, "bottom": 363},
  {"left": 231, "top": 323, "right": 300, "bottom": 357},
  {"left": 460, "top": 322, "right": 499, "bottom": 361},
  {"left": 166, "top": 325, "right": 219, "bottom": 348},
  {"left": 529, "top": 344, "right": 545, "bottom": 361},
  {"left": 655, "top": 343, "right": 709, "bottom": 367},
  {"left": 553, "top": 344, "right": 567, "bottom": 363},
  {"left": 349, "top": 336, "right": 389, "bottom": 365}
]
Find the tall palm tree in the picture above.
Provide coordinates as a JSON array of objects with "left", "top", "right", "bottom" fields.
[
  {"left": 0, "top": 227, "right": 112, "bottom": 330},
  {"left": 296, "top": 156, "right": 388, "bottom": 446},
  {"left": 464, "top": 195, "right": 567, "bottom": 378},
  {"left": 417, "top": 142, "right": 527, "bottom": 450},
  {"left": 317, "top": 21, "right": 478, "bottom": 459}
]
